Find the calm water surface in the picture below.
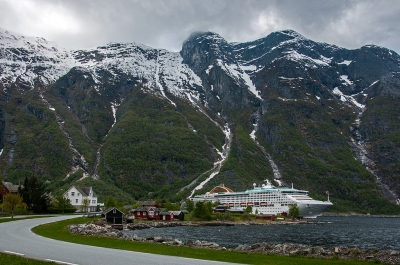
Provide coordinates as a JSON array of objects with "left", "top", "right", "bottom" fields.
[{"left": 124, "top": 216, "right": 400, "bottom": 250}]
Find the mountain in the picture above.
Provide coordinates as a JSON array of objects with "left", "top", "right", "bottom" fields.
[{"left": 1, "top": 28, "right": 400, "bottom": 214}]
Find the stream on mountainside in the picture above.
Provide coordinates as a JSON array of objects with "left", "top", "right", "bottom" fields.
[
  {"left": 187, "top": 122, "right": 231, "bottom": 198},
  {"left": 39, "top": 92, "right": 90, "bottom": 179},
  {"left": 348, "top": 101, "right": 399, "bottom": 203},
  {"left": 249, "top": 110, "right": 283, "bottom": 186}
]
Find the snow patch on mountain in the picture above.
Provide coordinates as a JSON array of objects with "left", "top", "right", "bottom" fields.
[
  {"left": 282, "top": 50, "right": 330, "bottom": 68},
  {"left": 215, "top": 60, "right": 261, "bottom": 100},
  {"left": 205, "top": 65, "right": 213, "bottom": 74},
  {"left": 156, "top": 50, "right": 202, "bottom": 100},
  {"left": 340, "top": 75, "right": 353, "bottom": 86},
  {"left": 110, "top": 101, "right": 119, "bottom": 128},
  {"left": 332, "top": 87, "right": 365, "bottom": 109},
  {"left": 338, "top": 60, "right": 353, "bottom": 66},
  {"left": 0, "top": 29, "right": 74, "bottom": 87},
  {"left": 368, "top": 80, "right": 379, "bottom": 87},
  {"left": 1, "top": 28, "right": 203, "bottom": 108}
]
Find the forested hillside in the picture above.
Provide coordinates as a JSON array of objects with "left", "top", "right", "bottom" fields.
[{"left": 1, "top": 28, "right": 400, "bottom": 214}]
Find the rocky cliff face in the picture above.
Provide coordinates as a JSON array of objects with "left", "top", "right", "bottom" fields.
[{"left": 1, "top": 28, "right": 400, "bottom": 212}]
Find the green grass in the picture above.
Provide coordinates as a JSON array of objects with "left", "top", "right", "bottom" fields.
[
  {"left": 31, "top": 218, "right": 373, "bottom": 265},
  {"left": 0, "top": 253, "right": 57, "bottom": 264}
]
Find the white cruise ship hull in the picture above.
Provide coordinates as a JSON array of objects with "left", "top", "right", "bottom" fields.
[
  {"left": 191, "top": 181, "right": 333, "bottom": 218},
  {"left": 297, "top": 201, "right": 333, "bottom": 218}
]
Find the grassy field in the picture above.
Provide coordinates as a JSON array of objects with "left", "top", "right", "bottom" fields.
[
  {"left": 30, "top": 217, "right": 376, "bottom": 265},
  {"left": 0, "top": 253, "right": 58, "bottom": 264}
]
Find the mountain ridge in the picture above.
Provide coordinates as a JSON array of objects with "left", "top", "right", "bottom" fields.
[{"left": 1, "top": 28, "right": 400, "bottom": 213}]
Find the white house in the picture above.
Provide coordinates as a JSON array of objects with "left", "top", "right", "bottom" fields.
[{"left": 63, "top": 186, "right": 99, "bottom": 212}]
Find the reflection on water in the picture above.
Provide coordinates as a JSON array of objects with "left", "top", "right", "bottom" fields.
[{"left": 124, "top": 216, "right": 400, "bottom": 250}]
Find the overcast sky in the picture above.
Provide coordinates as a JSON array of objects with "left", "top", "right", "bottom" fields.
[{"left": 1, "top": 0, "right": 399, "bottom": 53}]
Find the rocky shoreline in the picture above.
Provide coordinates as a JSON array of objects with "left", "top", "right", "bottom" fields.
[
  {"left": 67, "top": 220, "right": 400, "bottom": 264},
  {"left": 125, "top": 220, "right": 316, "bottom": 230}
]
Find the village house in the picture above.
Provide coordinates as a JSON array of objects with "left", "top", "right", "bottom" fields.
[
  {"left": 132, "top": 206, "right": 161, "bottom": 219},
  {"left": 159, "top": 211, "right": 174, "bottom": 221},
  {"left": 63, "top": 186, "right": 99, "bottom": 212},
  {"left": 131, "top": 200, "right": 161, "bottom": 220},
  {"left": 1, "top": 181, "right": 20, "bottom": 197},
  {"left": 159, "top": 211, "right": 185, "bottom": 221}
]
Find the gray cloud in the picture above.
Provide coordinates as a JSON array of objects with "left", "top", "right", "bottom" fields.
[{"left": 0, "top": 0, "right": 399, "bottom": 53}]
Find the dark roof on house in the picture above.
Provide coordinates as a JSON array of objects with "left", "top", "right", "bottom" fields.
[
  {"left": 171, "top": 211, "right": 183, "bottom": 215},
  {"left": 74, "top": 186, "right": 97, "bottom": 197},
  {"left": 159, "top": 211, "right": 173, "bottom": 216},
  {"left": 123, "top": 205, "right": 132, "bottom": 210},
  {"left": 137, "top": 200, "right": 156, "bottom": 206},
  {"left": 2, "top": 181, "right": 20, "bottom": 192},
  {"left": 103, "top": 207, "right": 125, "bottom": 215},
  {"left": 133, "top": 207, "right": 161, "bottom": 212},
  {"left": 138, "top": 201, "right": 156, "bottom": 206}
]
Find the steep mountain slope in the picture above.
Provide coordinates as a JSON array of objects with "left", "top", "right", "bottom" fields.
[{"left": 1, "top": 28, "right": 400, "bottom": 213}]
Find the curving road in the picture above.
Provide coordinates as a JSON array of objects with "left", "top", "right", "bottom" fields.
[{"left": 0, "top": 216, "right": 240, "bottom": 265}]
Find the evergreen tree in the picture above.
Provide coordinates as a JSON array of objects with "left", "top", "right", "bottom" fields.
[
  {"left": 19, "top": 176, "right": 49, "bottom": 213},
  {"left": 185, "top": 199, "right": 194, "bottom": 213},
  {"left": 193, "top": 201, "right": 213, "bottom": 220},
  {"left": 105, "top": 195, "right": 117, "bottom": 208},
  {"left": 245, "top": 206, "right": 253, "bottom": 214}
]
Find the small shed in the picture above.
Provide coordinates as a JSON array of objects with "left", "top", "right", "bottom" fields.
[
  {"left": 159, "top": 211, "right": 174, "bottom": 221},
  {"left": 103, "top": 207, "right": 125, "bottom": 225},
  {"left": 256, "top": 214, "right": 276, "bottom": 221},
  {"left": 171, "top": 211, "right": 184, "bottom": 221}
]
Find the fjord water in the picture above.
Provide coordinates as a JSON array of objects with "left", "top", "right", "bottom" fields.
[{"left": 125, "top": 216, "right": 400, "bottom": 250}]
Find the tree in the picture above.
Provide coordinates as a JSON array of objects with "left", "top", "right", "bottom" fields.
[
  {"left": 193, "top": 201, "right": 213, "bottom": 221},
  {"left": 55, "top": 196, "right": 74, "bottom": 214},
  {"left": 245, "top": 206, "right": 253, "bottom": 214},
  {"left": 4, "top": 193, "right": 26, "bottom": 218},
  {"left": 185, "top": 199, "right": 194, "bottom": 213},
  {"left": 81, "top": 197, "right": 90, "bottom": 213},
  {"left": 19, "top": 176, "right": 49, "bottom": 213},
  {"left": 162, "top": 201, "right": 180, "bottom": 211},
  {"left": 289, "top": 204, "right": 300, "bottom": 219},
  {"left": 105, "top": 196, "right": 117, "bottom": 208}
]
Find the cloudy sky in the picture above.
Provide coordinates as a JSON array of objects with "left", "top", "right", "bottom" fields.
[{"left": 1, "top": 0, "right": 399, "bottom": 53}]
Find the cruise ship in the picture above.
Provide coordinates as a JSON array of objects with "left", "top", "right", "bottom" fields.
[{"left": 191, "top": 180, "right": 332, "bottom": 218}]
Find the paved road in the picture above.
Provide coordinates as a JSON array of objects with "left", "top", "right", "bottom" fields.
[{"left": 0, "top": 216, "right": 240, "bottom": 265}]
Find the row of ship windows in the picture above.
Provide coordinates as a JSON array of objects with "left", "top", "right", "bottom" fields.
[
  {"left": 221, "top": 203, "right": 290, "bottom": 207},
  {"left": 220, "top": 200, "right": 291, "bottom": 204}
]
